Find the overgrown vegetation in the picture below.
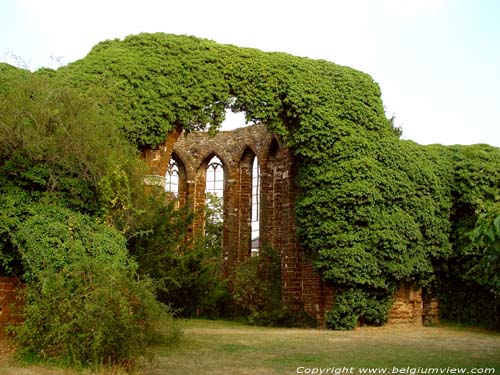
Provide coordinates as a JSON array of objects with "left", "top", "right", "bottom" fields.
[
  {"left": 231, "top": 244, "right": 316, "bottom": 327},
  {"left": 1, "top": 31, "right": 499, "bottom": 362},
  {"left": 0, "top": 71, "right": 180, "bottom": 367},
  {"left": 6, "top": 202, "right": 176, "bottom": 367},
  {"left": 53, "top": 32, "right": 500, "bottom": 329},
  {"left": 435, "top": 146, "right": 500, "bottom": 329}
]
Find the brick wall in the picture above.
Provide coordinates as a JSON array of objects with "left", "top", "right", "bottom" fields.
[
  {"left": 388, "top": 282, "right": 423, "bottom": 325},
  {"left": 0, "top": 277, "right": 23, "bottom": 335},
  {"left": 143, "top": 124, "right": 437, "bottom": 326},
  {"left": 143, "top": 124, "right": 307, "bottom": 305},
  {"left": 301, "top": 261, "right": 335, "bottom": 327}
]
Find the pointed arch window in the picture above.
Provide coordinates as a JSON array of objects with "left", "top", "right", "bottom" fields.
[
  {"left": 205, "top": 156, "right": 224, "bottom": 223},
  {"left": 251, "top": 157, "right": 260, "bottom": 255},
  {"left": 165, "top": 158, "right": 179, "bottom": 196},
  {"left": 206, "top": 156, "right": 224, "bottom": 198}
]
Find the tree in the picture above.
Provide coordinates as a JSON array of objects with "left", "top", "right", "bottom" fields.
[{"left": 0, "top": 70, "right": 177, "bottom": 366}]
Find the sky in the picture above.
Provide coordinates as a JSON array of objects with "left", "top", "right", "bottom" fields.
[{"left": 1, "top": 0, "right": 499, "bottom": 147}]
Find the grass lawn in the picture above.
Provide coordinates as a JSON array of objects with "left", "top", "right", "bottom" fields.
[
  {"left": 1, "top": 319, "right": 500, "bottom": 374},
  {"left": 151, "top": 320, "right": 500, "bottom": 375}
]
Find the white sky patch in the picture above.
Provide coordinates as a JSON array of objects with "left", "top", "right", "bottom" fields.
[
  {"left": 382, "top": 0, "right": 448, "bottom": 19},
  {"left": 220, "top": 111, "right": 248, "bottom": 132}
]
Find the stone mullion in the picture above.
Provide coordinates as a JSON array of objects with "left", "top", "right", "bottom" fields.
[
  {"left": 193, "top": 167, "right": 207, "bottom": 237},
  {"left": 259, "top": 158, "right": 273, "bottom": 251},
  {"left": 240, "top": 161, "right": 253, "bottom": 261},
  {"left": 223, "top": 169, "right": 239, "bottom": 275}
]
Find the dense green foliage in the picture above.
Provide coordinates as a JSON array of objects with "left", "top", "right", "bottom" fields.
[
  {"left": 471, "top": 201, "right": 500, "bottom": 294},
  {"left": 436, "top": 146, "right": 500, "bottom": 329},
  {"left": 3, "top": 200, "right": 175, "bottom": 366},
  {"left": 231, "top": 245, "right": 316, "bottom": 327},
  {"left": 54, "top": 33, "right": 500, "bottom": 328},
  {"left": 0, "top": 72, "right": 136, "bottom": 276},
  {"left": 0, "top": 70, "right": 137, "bottom": 217},
  {"left": 2, "top": 33, "right": 500, "bottom": 332},
  {"left": 0, "top": 71, "right": 182, "bottom": 366},
  {"left": 128, "top": 191, "right": 228, "bottom": 317}
]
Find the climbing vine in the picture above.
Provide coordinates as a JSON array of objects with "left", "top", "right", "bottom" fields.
[{"left": 42, "top": 33, "right": 500, "bottom": 328}]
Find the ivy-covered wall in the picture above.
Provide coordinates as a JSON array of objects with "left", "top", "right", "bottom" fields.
[{"left": 28, "top": 33, "right": 500, "bottom": 328}]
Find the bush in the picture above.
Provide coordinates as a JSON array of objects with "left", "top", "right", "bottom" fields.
[
  {"left": 0, "top": 66, "right": 179, "bottom": 367},
  {"left": 325, "top": 288, "right": 393, "bottom": 330},
  {"left": 0, "top": 73, "right": 137, "bottom": 216},
  {"left": 231, "top": 245, "right": 316, "bottom": 327},
  {"left": 436, "top": 145, "right": 500, "bottom": 328},
  {"left": 8, "top": 204, "right": 176, "bottom": 367},
  {"left": 125, "top": 188, "right": 229, "bottom": 318}
]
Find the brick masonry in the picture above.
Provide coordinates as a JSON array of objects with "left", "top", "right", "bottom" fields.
[
  {"left": 144, "top": 123, "right": 438, "bottom": 326},
  {"left": 388, "top": 282, "right": 424, "bottom": 325},
  {"left": 0, "top": 277, "right": 23, "bottom": 335}
]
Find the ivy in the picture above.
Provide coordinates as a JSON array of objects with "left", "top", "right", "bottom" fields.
[{"left": 27, "top": 33, "right": 500, "bottom": 328}]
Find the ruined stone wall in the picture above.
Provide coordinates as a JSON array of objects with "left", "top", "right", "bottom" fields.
[
  {"left": 143, "top": 124, "right": 333, "bottom": 318},
  {"left": 0, "top": 277, "right": 23, "bottom": 335},
  {"left": 388, "top": 282, "right": 423, "bottom": 325},
  {"left": 143, "top": 124, "right": 436, "bottom": 326}
]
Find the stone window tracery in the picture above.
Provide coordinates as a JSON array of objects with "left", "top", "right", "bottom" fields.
[
  {"left": 205, "top": 155, "right": 224, "bottom": 224},
  {"left": 251, "top": 157, "right": 260, "bottom": 255},
  {"left": 165, "top": 158, "right": 179, "bottom": 196},
  {"left": 205, "top": 156, "right": 224, "bottom": 198}
]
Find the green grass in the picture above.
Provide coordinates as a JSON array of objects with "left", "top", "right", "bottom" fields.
[
  {"left": 150, "top": 319, "right": 500, "bottom": 375},
  {"left": 1, "top": 319, "right": 500, "bottom": 374}
]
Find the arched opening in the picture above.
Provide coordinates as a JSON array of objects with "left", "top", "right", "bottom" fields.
[
  {"left": 251, "top": 156, "right": 260, "bottom": 256},
  {"left": 205, "top": 155, "right": 224, "bottom": 201},
  {"left": 164, "top": 153, "right": 187, "bottom": 205},
  {"left": 240, "top": 147, "right": 260, "bottom": 258},
  {"left": 204, "top": 154, "right": 224, "bottom": 224},
  {"left": 165, "top": 158, "right": 179, "bottom": 196},
  {"left": 203, "top": 154, "right": 225, "bottom": 262}
]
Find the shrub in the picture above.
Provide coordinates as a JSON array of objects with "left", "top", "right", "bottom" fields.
[
  {"left": 8, "top": 204, "right": 176, "bottom": 367},
  {"left": 125, "top": 188, "right": 229, "bottom": 318},
  {"left": 435, "top": 145, "right": 500, "bottom": 329},
  {"left": 326, "top": 288, "right": 393, "bottom": 330},
  {"left": 231, "top": 245, "right": 316, "bottom": 327},
  {"left": 0, "top": 70, "right": 139, "bottom": 216}
]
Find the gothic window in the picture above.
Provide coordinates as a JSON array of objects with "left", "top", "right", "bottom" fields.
[
  {"left": 165, "top": 158, "right": 179, "bottom": 196},
  {"left": 205, "top": 156, "right": 224, "bottom": 223},
  {"left": 251, "top": 157, "right": 260, "bottom": 255},
  {"left": 206, "top": 156, "right": 224, "bottom": 197}
]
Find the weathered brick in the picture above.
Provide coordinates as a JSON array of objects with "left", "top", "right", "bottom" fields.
[
  {"left": 143, "top": 124, "right": 436, "bottom": 326},
  {"left": 0, "top": 277, "right": 24, "bottom": 335}
]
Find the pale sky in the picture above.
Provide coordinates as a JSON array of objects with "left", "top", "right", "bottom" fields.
[{"left": 1, "top": 0, "right": 499, "bottom": 146}]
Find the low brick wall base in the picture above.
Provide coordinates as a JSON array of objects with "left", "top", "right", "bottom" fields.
[
  {"left": 388, "top": 283, "right": 423, "bottom": 325},
  {"left": 0, "top": 277, "right": 24, "bottom": 335},
  {"left": 388, "top": 283, "right": 440, "bottom": 326}
]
